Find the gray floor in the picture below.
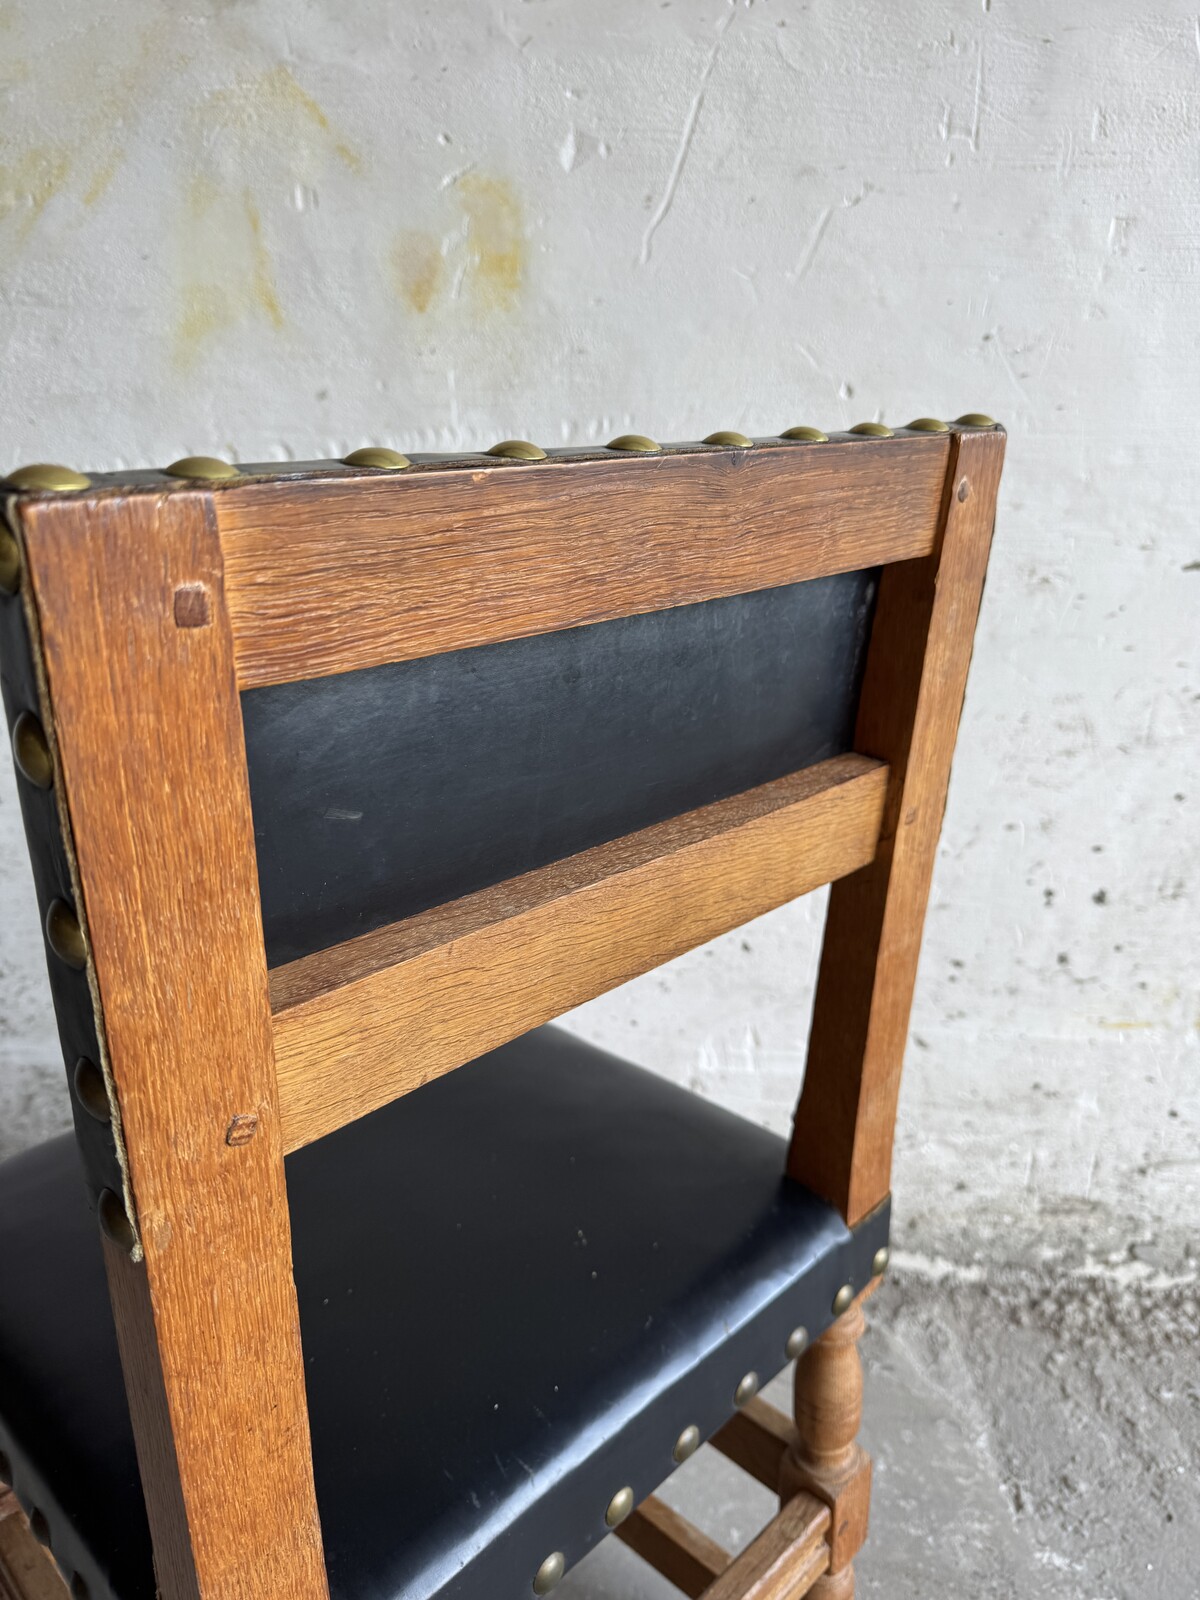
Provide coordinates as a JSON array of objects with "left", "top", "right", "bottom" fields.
[{"left": 560, "top": 1250, "right": 1200, "bottom": 1600}]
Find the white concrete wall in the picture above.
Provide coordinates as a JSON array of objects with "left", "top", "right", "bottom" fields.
[{"left": 2, "top": 1, "right": 1196, "bottom": 1261}]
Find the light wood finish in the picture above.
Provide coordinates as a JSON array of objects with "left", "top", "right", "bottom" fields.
[
  {"left": 710, "top": 1396, "right": 798, "bottom": 1492},
  {"left": 271, "top": 754, "right": 888, "bottom": 1152},
  {"left": 697, "top": 1492, "right": 830, "bottom": 1600},
  {"left": 0, "top": 1494, "right": 67, "bottom": 1600},
  {"left": 18, "top": 492, "right": 328, "bottom": 1600},
  {"left": 99, "top": 1233, "right": 203, "bottom": 1600},
  {"left": 791, "top": 1303, "right": 865, "bottom": 1478},
  {"left": 615, "top": 1496, "right": 731, "bottom": 1598},
  {"left": 780, "top": 1299, "right": 871, "bottom": 1581},
  {"left": 802, "top": 1570, "right": 854, "bottom": 1600},
  {"left": 215, "top": 437, "right": 952, "bottom": 688},
  {"left": 788, "top": 427, "right": 1006, "bottom": 1223}
]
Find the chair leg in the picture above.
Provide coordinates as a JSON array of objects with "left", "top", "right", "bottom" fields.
[
  {"left": 779, "top": 1296, "right": 871, "bottom": 1596},
  {"left": 0, "top": 1491, "right": 68, "bottom": 1600},
  {"left": 805, "top": 1569, "right": 855, "bottom": 1600}
]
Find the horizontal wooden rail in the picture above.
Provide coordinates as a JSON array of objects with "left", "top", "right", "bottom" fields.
[
  {"left": 217, "top": 436, "right": 950, "bottom": 689},
  {"left": 616, "top": 1496, "right": 731, "bottom": 1597},
  {"left": 270, "top": 753, "right": 888, "bottom": 1152},
  {"left": 615, "top": 1471, "right": 828, "bottom": 1600},
  {"left": 711, "top": 1396, "right": 798, "bottom": 1492},
  {"left": 698, "top": 1492, "right": 829, "bottom": 1600}
]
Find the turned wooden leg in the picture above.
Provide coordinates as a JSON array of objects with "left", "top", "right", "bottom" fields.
[
  {"left": 779, "top": 1296, "right": 871, "bottom": 1596},
  {"left": 0, "top": 1490, "right": 68, "bottom": 1600},
  {"left": 804, "top": 1567, "right": 855, "bottom": 1600}
]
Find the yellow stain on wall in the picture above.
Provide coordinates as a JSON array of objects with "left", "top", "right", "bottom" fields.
[
  {"left": 173, "top": 179, "right": 286, "bottom": 368},
  {"left": 0, "top": 11, "right": 177, "bottom": 256},
  {"left": 175, "top": 177, "right": 230, "bottom": 367},
  {"left": 0, "top": 145, "right": 72, "bottom": 241},
  {"left": 390, "top": 230, "right": 444, "bottom": 314},
  {"left": 82, "top": 148, "right": 124, "bottom": 208},
  {"left": 165, "top": 61, "right": 365, "bottom": 363},
  {"left": 267, "top": 64, "right": 362, "bottom": 174},
  {"left": 204, "top": 63, "right": 361, "bottom": 174},
  {"left": 176, "top": 284, "right": 235, "bottom": 365},
  {"left": 245, "top": 194, "right": 284, "bottom": 329},
  {"left": 389, "top": 173, "right": 526, "bottom": 317},
  {"left": 457, "top": 173, "right": 525, "bottom": 309}
]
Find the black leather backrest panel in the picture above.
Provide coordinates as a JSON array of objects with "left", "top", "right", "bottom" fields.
[{"left": 243, "top": 570, "right": 878, "bottom": 967}]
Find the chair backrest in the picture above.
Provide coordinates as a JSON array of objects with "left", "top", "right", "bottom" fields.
[{"left": 0, "top": 419, "right": 1004, "bottom": 1600}]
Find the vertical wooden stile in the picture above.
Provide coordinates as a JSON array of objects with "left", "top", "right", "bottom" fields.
[
  {"left": 16, "top": 490, "right": 328, "bottom": 1600},
  {"left": 788, "top": 427, "right": 1006, "bottom": 1224}
]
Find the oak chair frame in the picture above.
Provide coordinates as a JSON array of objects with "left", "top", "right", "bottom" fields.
[{"left": 0, "top": 419, "right": 1004, "bottom": 1600}]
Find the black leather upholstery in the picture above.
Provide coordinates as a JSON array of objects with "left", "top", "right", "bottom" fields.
[
  {"left": 0, "top": 1027, "right": 888, "bottom": 1600},
  {"left": 244, "top": 570, "right": 878, "bottom": 965}
]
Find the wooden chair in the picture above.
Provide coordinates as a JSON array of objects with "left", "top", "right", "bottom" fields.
[{"left": 0, "top": 415, "right": 1004, "bottom": 1600}]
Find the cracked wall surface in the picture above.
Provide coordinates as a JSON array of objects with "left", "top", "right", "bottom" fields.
[{"left": 1, "top": 0, "right": 1197, "bottom": 1273}]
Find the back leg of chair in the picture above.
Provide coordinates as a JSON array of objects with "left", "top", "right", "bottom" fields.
[
  {"left": 0, "top": 1491, "right": 68, "bottom": 1600},
  {"left": 780, "top": 1295, "right": 871, "bottom": 1597}
]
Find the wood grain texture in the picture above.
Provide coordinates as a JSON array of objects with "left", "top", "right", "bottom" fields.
[
  {"left": 19, "top": 492, "right": 328, "bottom": 1600},
  {"left": 710, "top": 1396, "right": 798, "bottom": 1493},
  {"left": 781, "top": 1301, "right": 871, "bottom": 1576},
  {"left": 615, "top": 1496, "right": 731, "bottom": 1598},
  {"left": 697, "top": 1493, "right": 830, "bottom": 1600},
  {"left": 99, "top": 1234, "right": 202, "bottom": 1600},
  {"left": 788, "top": 429, "right": 1006, "bottom": 1224},
  {"left": 0, "top": 1494, "right": 67, "bottom": 1600},
  {"left": 270, "top": 754, "right": 888, "bottom": 1152},
  {"left": 801, "top": 1571, "right": 854, "bottom": 1600},
  {"left": 215, "top": 437, "right": 951, "bottom": 689}
]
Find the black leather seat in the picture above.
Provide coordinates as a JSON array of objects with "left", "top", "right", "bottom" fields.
[{"left": 0, "top": 1027, "right": 886, "bottom": 1600}]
